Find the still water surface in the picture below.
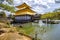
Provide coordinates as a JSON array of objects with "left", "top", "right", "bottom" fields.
[{"left": 32, "top": 20, "right": 60, "bottom": 40}]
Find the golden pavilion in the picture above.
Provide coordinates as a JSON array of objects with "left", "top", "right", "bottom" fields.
[
  {"left": 14, "top": 3, "right": 36, "bottom": 16},
  {"left": 11, "top": 3, "right": 40, "bottom": 24}
]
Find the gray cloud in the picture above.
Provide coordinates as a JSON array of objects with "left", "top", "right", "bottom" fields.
[{"left": 13, "top": 0, "right": 60, "bottom": 14}]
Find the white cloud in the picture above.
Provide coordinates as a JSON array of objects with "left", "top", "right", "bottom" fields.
[
  {"left": 13, "top": 0, "right": 59, "bottom": 14},
  {"left": 13, "top": 0, "right": 23, "bottom": 6},
  {"left": 32, "top": 6, "right": 45, "bottom": 13},
  {"left": 13, "top": 0, "right": 50, "bottom": 8},
  {"left": 1, "top": 0, "right": 59, "bottom": 15},
  {"left": 47, "top": 0, "right": 55, "bottom": 3}
]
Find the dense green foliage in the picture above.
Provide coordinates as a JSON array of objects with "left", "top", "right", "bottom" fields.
[
  {"left": 0, "top": 4, "right": 15, "bottom": 13},
  {"left": 41, "top": 8, "right": 60, "bottom": 20},
  {"left": 0, "top": 11, "right": 6, "bottom": 17}
]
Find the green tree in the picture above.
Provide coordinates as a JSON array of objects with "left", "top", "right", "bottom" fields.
[
  {"left": 0, "top": 11, "right": 6, "bottom": 18},
  {"left": 41, "top": 8, "right": 60, "bottom": 20},
  {"left": 41, "top": 12, "right": 60, "bottom": 20},
  {"left": 41, "top": 12, "right": 54, "bottom": 19},
  {"left": 0, "top": 0, "right": 15, "bottom": 13},
  {"left": 8, "top": 14, "right": 14, "bottom": 19},
  {"left": 0, "top": 4, "right": 15, "bottom": 13}
]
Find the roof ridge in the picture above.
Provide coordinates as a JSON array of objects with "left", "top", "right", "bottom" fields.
[{"left": 16, "top": 3, "right": 31, "bottom": 9}]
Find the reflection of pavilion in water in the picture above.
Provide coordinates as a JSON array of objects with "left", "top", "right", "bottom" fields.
[{"left": 12, "top": 3, "right": 40, "bottom": 24}]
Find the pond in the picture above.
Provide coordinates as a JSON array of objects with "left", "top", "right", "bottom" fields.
[
  {"left": 12, "top": 20, "right": 60, "bottom": 40},
  {"left": 31, "top": 20, "right": 60, "bottom": 40}
]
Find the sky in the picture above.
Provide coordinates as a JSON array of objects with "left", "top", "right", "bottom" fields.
[
  {"left": 13, "top": 0, "right": 60, "bottom": 14},
  {"left": 0, "top": 0, "right": 60, "bottom": 15}
]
